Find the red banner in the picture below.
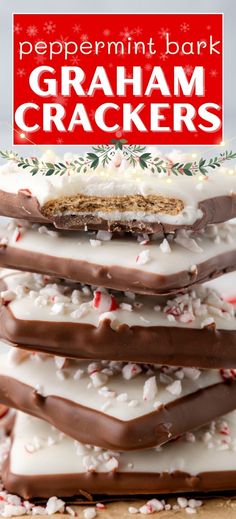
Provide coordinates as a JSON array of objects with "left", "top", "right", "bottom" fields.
[{"left": 13, "top": 13, "right": 223, "bottom": 146}]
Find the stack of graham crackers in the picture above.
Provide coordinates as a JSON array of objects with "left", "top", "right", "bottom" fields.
[{"left": 0, "top": 149, "right": 236, "bottom": 509}]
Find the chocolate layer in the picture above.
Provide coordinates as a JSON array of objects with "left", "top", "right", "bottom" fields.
[
  {"left": 0, "top": 190, "right": 236, "bottom": 234},
  {"left": 1, "top": 305, "right": 236, "bottom": 367},
  {"left": 4, "top": 464, "right": 236, "bottom": 500},
  {"left": 0, "top": 241, "right": 236, "bottom": 296},
  {"left": 1, "top": 375, "right": 236, "bottom": 451}
]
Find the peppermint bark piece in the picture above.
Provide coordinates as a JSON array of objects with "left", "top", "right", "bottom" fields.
[
  {"left": 1, "top": 345, "right": 236, "bottom": 450},
  {"left": 0, "top": 270, "right": 235, "bottom": 368},
  {"left": 4, "top": 411, "right": 236, "bottom": 498},
  {"left": 0, "top": 220, "right": 236, "bottom": 295},
  {"left": 0, "top": 159, "right": 236, "bottom": 233}
]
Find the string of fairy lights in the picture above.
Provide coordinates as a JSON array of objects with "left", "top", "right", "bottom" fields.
[{"left": 1, "top": 120, "right": 236, "bottom": 182}]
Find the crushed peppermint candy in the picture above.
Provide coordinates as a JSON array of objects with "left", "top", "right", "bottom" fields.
[
  {"left": 122, "top": 363, "right": 142, "bottom": 380},
  {"left": 65, "top": 506, "right": 76, "bottom": 516},
  {"left": 0, "top": 481, "right": 70, "bottom": 519},
  {"left": 166, "top": 380, "right": 182, "bottom": 396},
  {"left": 1, "top": 271, "right": 235, "bottom": 333},
  {"left": 136, "top": 249, "right": 150, "bottom": 265},
  {"left": 90, "top": 371, "right": 108, "bottom": 388},
  {"left": 45, "top": 496, "right": 65, "bottom": 515},
  {"left": 201, "top": 317, "right": 215, "bottom": 328},
  {"left": 143, "top": 376, "right": 158, "bottom": 401},
  {"left": 174, "top": 229, "right": 203, "bottom": 253},
  {"left": 83, "top": 508, "right": 97, "bottom": 519},
  {"left": 160, "top": 238, "right": 171, "bottom": 254},
  {"left": 90, "top": 239, "right": 102, "bottom": 247},
  {"left": 38, "top": 226, "right": 59, "bottom": 238},
  {"left": 105, "top": 455, "right": 119, "bottom": 471},
  {"left": 12, "top": 226, "right": 23, "bottom": 243},
  {"left": 54, "top": 356, "right": 66, "bottom": 370},
  {"left": 128, "top": 497, "right": 203, "bottom": 515},
  {"left": 0, "top": 290, "right": 16, "bottom": 305},
  {"left": 18, "top": 188, "right": 32, "bottom": 197},
  {"left": 92, "top": 290, "right": 119, "bottom": 312}
]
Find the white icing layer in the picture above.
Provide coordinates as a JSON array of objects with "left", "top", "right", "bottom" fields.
[
  {"left": 10, "top": 410, "right": 236, "bottom": 476},
  {"left": 0, "top": 344, "right": 222, "bottom": 421},
  {"left": 0, "top": 220, "right": 235, "bottom": 280},
  {"left": 1, "top": 269, "right": 235, "bottom": 331},
  {"left": 0, "top": 153, "right": 236, "bottom": 225}
]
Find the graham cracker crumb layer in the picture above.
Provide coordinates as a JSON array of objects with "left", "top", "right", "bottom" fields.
[{"left": 42, "top": 194, "right": 184, "bottom": 218}]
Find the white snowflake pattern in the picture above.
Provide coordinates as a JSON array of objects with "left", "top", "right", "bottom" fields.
[
  {"left": 116, "top": 130, "right": 123, "bottom": 138},
  {"left": 158, "top": 27, "right": 169, "bottom": 39},
  {"left": 70, "top": 56, "right": 80, "bottom": 65},
  {"left": 80, "top": 34, "right": 89, "bottom": 42},
  {"left": 52, "top": 94, "right": 68, "bottom": 106},
  {"left": 210, "top": 69, "right": 218, "bottom": 77},
  {"left": 145, "top": 52, "right": 153, "bottom": 60},
  {"left": 159, "top": 52, "right": 168, "bottom": 61},
  {"left": 120, "top": 27, "right": 134, "bottom": 41},
  {"left": 73, "top": 24, "right": 81, "bottom": 34},
  {"left": 34, "top": 54, "right": 46, "bottom": 64},
  {"left": 103, "top": 29, "right": 111, "bottom": 36},
  {"left": 43, "top": 20, "right": 56, "bottom": 34},
  {"left": 144, "top": 63, "right": 152, "bottom": 71},
  {"left": 56, "top": 138, "right": 64, "bottom": 144},
  {"left": 58, "top": 35, "right": 69, "bottom": 45},
  {"left": 133, "top": 26, "right": 143, "bottom": 36},
  {"left": 14, "top": 23, "right": 22, "bottom": 34},
  {"left": 206, "top": 25, "right": 211, "bottom": 30},
  {"left": 17, "top": 68, "right": 26, "bottom": 77},
  {"left": 180, "top": 22, "right": 190, "bottom": 32},
  {"left": 26, "top": 25, "right": 38, "bottom": 37},
  {"left": 184, "top": 64, "right": 194, "bottom": 76}
]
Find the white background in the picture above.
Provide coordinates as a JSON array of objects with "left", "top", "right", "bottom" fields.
[{"left": 0, "top": 0, "right": 235, "bottom": 156}]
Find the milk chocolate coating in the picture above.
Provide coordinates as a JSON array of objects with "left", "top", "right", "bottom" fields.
[
  {"left": 0, "top": 190, "right": 236, "bottom": 234},
  {"left": 0, "top": 242, "right": 236, "bottom": 296},
  {"left": 1, "top": 376, "right": 236, "bottom": 451},
  {"left": 1, "top": 306, "right": 236, "bottom": 368},
  {"left": 4, "top": 462, "right": 236, "bottom": 499}
]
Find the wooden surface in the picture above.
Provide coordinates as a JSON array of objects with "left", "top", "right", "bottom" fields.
[{"left": 15, "top": 498, "right": 236, "bottom": 518}]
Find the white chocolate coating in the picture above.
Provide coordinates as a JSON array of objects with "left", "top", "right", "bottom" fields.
[
  {"left": 0, "top": 344, "right": 222, "bottom": 421},
  {"left": 0, "top": 156, "right": 236, "bottom": 225},
  {"left": 1, "top": 269, "right": 235, "bottom": 331},
  {"left": 10, "top": 410, "right": 236, "bottom": 476},
  {"left": 0, "top": 220, "right": 235, "bottom": 278}
]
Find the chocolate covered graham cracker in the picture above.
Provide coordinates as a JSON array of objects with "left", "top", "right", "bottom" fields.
[
  {"left": 0, "top": 220, "right": 236, "bottom": 296},
  {"left": 4, "top": 411, "right": 236, "bottom": 499},
  {"left": 0, "top": 270, "right": 236, "bottom": 368},
  {"left": 1, "top": 345, "right": 236, "bottom": 450},
  {"left": 0, "top": 157, "right": 235, "bottom": 233}
]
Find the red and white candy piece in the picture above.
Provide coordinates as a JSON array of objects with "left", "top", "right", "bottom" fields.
[
  {"left": 0, "top": 405, "right": 15, "bottom": 433},
  {"left": 92, "top": 290, "right": 119, "bottom": 312},
  {"left": 12, "top": 226, "right": 22, "bottom": 242},
  {"left": 18, "top": 188, "right": 32, "bottom": 197},
  {"left": 220, "top": 368, "right": 236, "bottom": 381},
  {"left": 0, "top": 404, "right": 9, "bottom": 421}
]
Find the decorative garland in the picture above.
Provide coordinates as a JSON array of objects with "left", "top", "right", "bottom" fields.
[{"left": 0, "top": 139, "right": 236, "bottom": 177}]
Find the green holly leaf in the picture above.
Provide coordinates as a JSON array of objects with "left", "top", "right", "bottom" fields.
[{"left": 90, "top": 157, "right": 99, "bottom": 169}]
